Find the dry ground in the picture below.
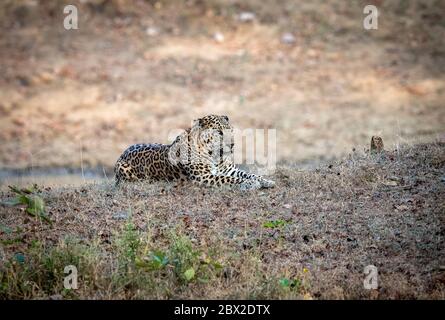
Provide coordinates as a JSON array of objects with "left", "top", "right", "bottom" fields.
[
  {"left": 0, "top": 0, "right": 444, "bottom": 170},
  {"left": 1, "top": 142, "right": 444, "bottom": 299},
  {"left": 0, "top": 0, "right": 444, "bottom": 300}
]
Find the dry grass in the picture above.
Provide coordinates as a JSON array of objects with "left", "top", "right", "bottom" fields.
[{"left": 1, "top": 142, "right": 444, "bottom": 299}]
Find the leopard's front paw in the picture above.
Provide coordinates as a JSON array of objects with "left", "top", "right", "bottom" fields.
[
  {"left": 260, "top": 178, "right": 275, "bottom": 188},
  {"left": 239, "top": 179, "right": 262, "bottom": 191}
]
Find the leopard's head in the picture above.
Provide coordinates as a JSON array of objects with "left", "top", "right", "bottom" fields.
[{"left": 191, "top": 115, "right": 234, "bottom": 164}]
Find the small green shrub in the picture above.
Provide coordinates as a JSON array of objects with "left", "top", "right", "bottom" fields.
[
  {"left": 2, "top": 185, "right": 51, "bottom": 225},
  {"left": 263, "top": 219, "right": 287, "bottom": 229},
  {"left": 115, "top": 221, "right": 141, "bottom": 272}
]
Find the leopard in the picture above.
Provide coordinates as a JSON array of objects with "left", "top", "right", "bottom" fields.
[{"left": 114, "top": 115, "right": 275, "bottom": 190}]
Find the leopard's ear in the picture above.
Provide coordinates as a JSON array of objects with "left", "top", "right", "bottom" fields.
[
  {"left": 193, "top": 118, "right": 203, "bottom": 128},
  {"left": 223, "top": 115, "right": 229, "bottom": 122}
]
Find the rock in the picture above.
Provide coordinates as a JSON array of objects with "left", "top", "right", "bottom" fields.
[
  {"left": 383, "top": 180, "right": 398, "bottom": 186},
  {"left": 145, "top": 27, "right": 159, "bottom": 37},
  {"left": 281, "top": 32, "right": 296, "bottom": 45},
  {"left": 112, "top": 211, "right": 129, "bottom": 220},
  {"left": 213, "top": 32, "right": 224, "bottom": 43},
  {"left": 395, "top": 204, "right": 410, "bottom": 211},
  {"left": 238, "top": 12, "right": 256, "bottom": 22}
]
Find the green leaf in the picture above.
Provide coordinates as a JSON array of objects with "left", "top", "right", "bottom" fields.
[
  {"left": 1, "top": 198, "right": 22, "bottom": 207},
  {"left": 184, "top": 268, "right": 195, "bottom": 281},
  {"left": 0, "top": 225, "right": 13, "bottom": 234},
  {"left": 6, "top": 186, "right": 52, "bottom": 225},
  {"left": 136, "top": 250, "right": 169, "bottom": 270},
  {"left": 18, "top": 195, "right": 30, "bottom": 206},
  {"left": 197, "top": 277, "right": 209, "bottom": 284},
  {"left": 279, "top": 277, "right": 302, "bottom": 291},
  {"left": 151, "top": 250, "right": 169, "bottom": 269},
  {"left": 263, "top": 219, "right": 287, "bottom": 229},
  {"left": 212, "top": 261, "right": 223, "bottom": 270},
  {"left": 1, "top": 237, "right": 23, "bottom": 245},
  {"left": 279, "top": 278, "right": 290, "bottom": 287},
  {"left": 135, "top": 257, "right": 150, "bottom": 268},
  {"left": 30, "top": 196, "right": 45, "bottom": 213},
  {"left": 290, "top": 278, "right": 302, "bottom": 289},
  {"left": 8, "top": 185, "right": 22, "bottom": 194}
]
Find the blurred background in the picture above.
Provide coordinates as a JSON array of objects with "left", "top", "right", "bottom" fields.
[{"left": 0, "top": 0, "right": 444, "bottom": 185}]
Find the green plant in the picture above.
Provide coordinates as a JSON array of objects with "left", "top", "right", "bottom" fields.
[
  {"left": 134, "top": 233, "right": 223, "bottom": 284},
  {"left": 0, "top": 238, "right": 100, "bottom": 299},
  {"left": 279, "top": 277, "right": 302, "bottom": 291},
  {"left": 135, "top": 250, "right": 169, "bottom": 270},
  {"left": 263, "top": 219, "right": 287, "bottom": 229},
  {"left": 0, "top": 225, "right": 23, "bottom": 245},
  {"left": 2, "top": 185, "right": 51, "bottom": 225},
  {"left": 183, "top": 267, "right": 195, "bottom": 281},
  {"left": 169, "top": 235, "right": 200, "bottom": 283},
  {"left": 115, "top": 221, "right": 141, "bottom": 272}
]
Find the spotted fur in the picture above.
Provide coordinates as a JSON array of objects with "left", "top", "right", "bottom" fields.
[{"left": 114, "top": 115, "right": 275, "bottom": 190}]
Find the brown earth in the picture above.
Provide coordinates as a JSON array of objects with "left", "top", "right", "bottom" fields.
[
  {"left": 0, "top": 0, "right": 444, "bottom": 170},
  {"left": 0, "top": 143, "right": 444, "bottom": 299}
]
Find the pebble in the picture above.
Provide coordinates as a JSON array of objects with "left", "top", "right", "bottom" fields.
[
  {"left": 395, "top": 204, "right": 410, "bottom": 211},
  {"left": 145, "top": 27, "right": 159, "bottom": 37},
  {"left": 281, "top": 32, "right": 296, "bottom": 44},
  {"left": 112, "top": 211, "right": 129, "bottom": 220},
  {"left": 238, "top": 12, "right": 256, "bottom": 22},
  {"left": 213, "top": 32, "right": 224, "bottom": 43}
]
